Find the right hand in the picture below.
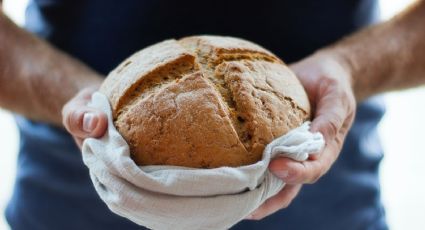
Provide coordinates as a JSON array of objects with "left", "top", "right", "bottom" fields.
[
  {"left": 247, "top": 51, "right": 356, "bottom": 220},
  {"left": 62, "top": 87, "right": 108, "bottom": 148}
]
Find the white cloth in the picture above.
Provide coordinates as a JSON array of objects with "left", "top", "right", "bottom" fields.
[{"left": 82, "top": 92, "right": 325, "bottom": 230}]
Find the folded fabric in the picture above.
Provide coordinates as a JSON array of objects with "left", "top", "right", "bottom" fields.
[{"left": 82, "top": 92, "right": 325, "bottom": 230}]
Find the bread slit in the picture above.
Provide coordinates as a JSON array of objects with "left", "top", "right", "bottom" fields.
[{"left": 100, "top": 36, "right": 311, "bottom": 168}]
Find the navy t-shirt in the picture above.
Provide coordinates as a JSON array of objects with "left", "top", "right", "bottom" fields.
[{"left": 6, "top": 0, "right": 388, "bottom": 229}]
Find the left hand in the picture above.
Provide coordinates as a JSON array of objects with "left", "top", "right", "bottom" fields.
[
  {"left": 246, "top": 51, "right": 356, "bottom": 220},
  {"left": 62, "top": 86, "right": 108, "bottom": 149}
]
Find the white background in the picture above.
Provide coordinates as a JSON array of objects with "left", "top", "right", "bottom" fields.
[{"left": 1, "top": 0, "right": 424, "bottom": 229}]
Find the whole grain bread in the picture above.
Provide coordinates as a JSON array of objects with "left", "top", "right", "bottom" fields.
[{"left": 100, "top": 35, "right": 310, "bottom": 168}]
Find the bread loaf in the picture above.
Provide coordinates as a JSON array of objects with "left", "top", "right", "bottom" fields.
[{"left": 100, "top": 35, "right": 310, "bottom": 168}]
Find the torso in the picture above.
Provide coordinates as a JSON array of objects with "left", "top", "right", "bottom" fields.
[{"left": 6, "top": 1, "right": 388, "bottom": 229}]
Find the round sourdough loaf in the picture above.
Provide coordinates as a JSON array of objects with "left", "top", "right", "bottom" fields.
[{"left": 100, "top": 35, "right": 311, "bottom": 168}]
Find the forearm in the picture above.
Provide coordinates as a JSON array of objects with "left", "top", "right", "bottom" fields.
[
  {"left": 322, "top": 0, "right": 425, "bottom": 102},
  {"left": 0, "top": 12, "right": 103, "bottom": 126}
]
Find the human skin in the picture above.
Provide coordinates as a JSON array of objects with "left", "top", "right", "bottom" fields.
[
  {"left": 0, "top": 1, "right": 107, "bottom": 143},
  {"left": 248, "top": 0, "right": 425, "bottom": 219},
  {"left": 0, "top": 3, "right": 104, "bottom": 126},
  {"left": 1, "top": 0, "right": 425, "bottom": 221}
]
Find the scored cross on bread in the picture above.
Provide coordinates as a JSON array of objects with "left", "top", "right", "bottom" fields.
[{"left": 100, "top": 35, "right": 310, "bottom": 168}]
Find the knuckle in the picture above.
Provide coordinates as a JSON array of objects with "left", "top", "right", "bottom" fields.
[
  {"left": 324, "top": 117, "right": 340, "bottom": 141},
  {"left": 337, "top": 88, "right": 356, "bottom": 113},
  {"left": 317, "top": 77, "right": 338, "bottom": 96},
  {"left": 308, "top": 173, "right": 321, "bottom": 184},
  {"left": 307, "top": 167, "right": 324, "bottom": 184},
  {"left": 328, "top": 119, "right": 339, "bottom": 135},
  {"left": 290, "top": 168, "right": 303, "bottom": 182},
  {"left": 320, "top": 76, "right": 339, "bottom": 88},
  {"left": 281, "top": 199, "right": 291, "bottom": 209},
  {"left": 283, "top": 167, "right": 302, "bottom": 183}
]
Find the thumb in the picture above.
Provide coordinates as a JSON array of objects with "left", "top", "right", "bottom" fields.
[
  {"left": 62, "top": 89, "right": 108, "bottom": 139},
  {"left": 63, "top": 108, "right": 107, "bottom": 139}
]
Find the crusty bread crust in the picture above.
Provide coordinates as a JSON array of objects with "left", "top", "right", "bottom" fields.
[{"left": 100, "top": 35, "right": 310, "bottom": 168}]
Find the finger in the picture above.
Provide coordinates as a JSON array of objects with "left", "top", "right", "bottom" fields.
[
  {"left": 269, "top": 94, "right": 353, "bottom": 184},
  {"left": 63, "top": 106, "right": 108, "bottom": 139},
  {"left": 310, "top": 91, "right": 346, "bottom": 143},
  {"left": 312, "top": 75, "right": 356, "bottom": 139},
  {"left": 269, "top": 139, "right": 340, "bottom": 184},
  {"left": 245, "top": 184, "right": 302, "bottom": 220},
  {"left": 62, "top": 91, "right": 108, "bottom": 139},
  {"left": 269, "top": 113, "right": 354, "bottom": 184}
]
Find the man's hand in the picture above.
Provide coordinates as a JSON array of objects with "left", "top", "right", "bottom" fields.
[
  {"left": 62, "top": 87, "right": 108, "bottom": 148},
  {"left": 247, "top": 0, "right": 425, "bottom": 220},
  {"left": 246, "top": 52, "right": 356, "bottom": 220}
]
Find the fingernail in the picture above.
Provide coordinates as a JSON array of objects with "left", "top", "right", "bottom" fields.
[
  {"left": 274, "top": 170, "right": 289, "bottom": 179},
  {"left": 83, "top": 113, "right": 97, "bottom": 133}
]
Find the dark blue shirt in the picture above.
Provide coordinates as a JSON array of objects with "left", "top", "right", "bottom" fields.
[{"left": 6, "top": 0, "right": 388, "bottom": 229}]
